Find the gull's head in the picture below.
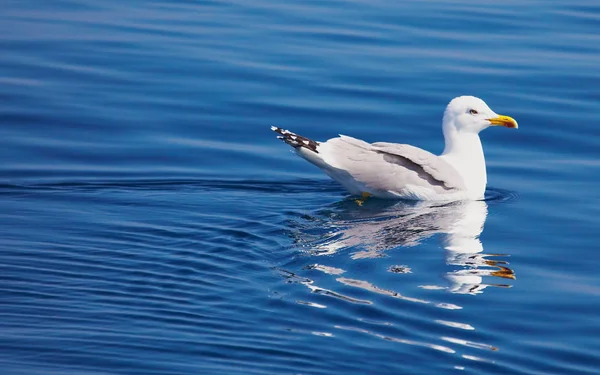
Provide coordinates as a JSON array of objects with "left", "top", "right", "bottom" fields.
[{"left": 442, "top": 96, "right": 518, "bottom": 135}]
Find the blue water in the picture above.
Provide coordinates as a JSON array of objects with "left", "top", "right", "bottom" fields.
[{"left": 1, "top": 1, "right": 599, "bottom": 374}]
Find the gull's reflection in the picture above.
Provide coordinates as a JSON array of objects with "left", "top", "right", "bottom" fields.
[
  {"left": 309, "top": 199, "right": 514, "bottom": 294},
  {"left": 279, "top": 198, "right": 513, "bottom": 363}
]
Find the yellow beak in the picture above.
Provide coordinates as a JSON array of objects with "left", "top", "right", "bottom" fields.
[{"left": 488, "top": 115, "right": 518, "bottom": 129}]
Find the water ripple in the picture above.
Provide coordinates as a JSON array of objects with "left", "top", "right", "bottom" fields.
[{"left": 1, "top": 0, "right": 599, "bottom": 374}]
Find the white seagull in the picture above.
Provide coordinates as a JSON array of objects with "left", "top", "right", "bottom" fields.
[{"left": 271, "top": 96, "right": 518, "bottom": 201}]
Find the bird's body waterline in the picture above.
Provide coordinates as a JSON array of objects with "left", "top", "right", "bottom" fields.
[{"left": 272, "top": 96, "right": 518, "bottom": 201}]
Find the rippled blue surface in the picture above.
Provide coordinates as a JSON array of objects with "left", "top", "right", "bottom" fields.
[{"left": 1, "top": 1, "right": 599, "bottom": 374}]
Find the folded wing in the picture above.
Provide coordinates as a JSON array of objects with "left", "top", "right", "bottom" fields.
[{"left": 317, "top": 136, "right": 466, "bottom": 199}]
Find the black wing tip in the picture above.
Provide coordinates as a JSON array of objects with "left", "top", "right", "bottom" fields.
[
  {"left": 271, "top": 126, "right": 320, "bottom": 154},
  {"left": 271, "top": 126, "right": 291, "bottom": 136}
]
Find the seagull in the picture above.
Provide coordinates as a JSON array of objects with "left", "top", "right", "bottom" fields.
[{"left": 271, "top": 96, "right": 518, "bottom": 201}]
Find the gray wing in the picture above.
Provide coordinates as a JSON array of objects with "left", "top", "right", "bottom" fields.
[
  {"left": 317, "top": 136, "right": 466, "bottom": 196},
  {"left": 371, "top": 142, "right": 466, "bottom": 191}
]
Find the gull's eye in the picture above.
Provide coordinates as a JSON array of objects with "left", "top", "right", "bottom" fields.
[{"left": 469, "top": 109, "right": 478, "bottom": 115}]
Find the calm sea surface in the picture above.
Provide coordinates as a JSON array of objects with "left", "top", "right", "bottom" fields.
[{"left": 1, "top": 1, "right": 599, "bottom": 374}]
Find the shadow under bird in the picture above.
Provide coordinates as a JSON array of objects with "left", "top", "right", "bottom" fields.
[{"left": 271, "top": 96, "right": 518, "bottom": 201}]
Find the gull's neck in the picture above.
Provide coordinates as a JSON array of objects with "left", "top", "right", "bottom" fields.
[{"left": 440, "top": 126, "right": 487, "bottom": 199}]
